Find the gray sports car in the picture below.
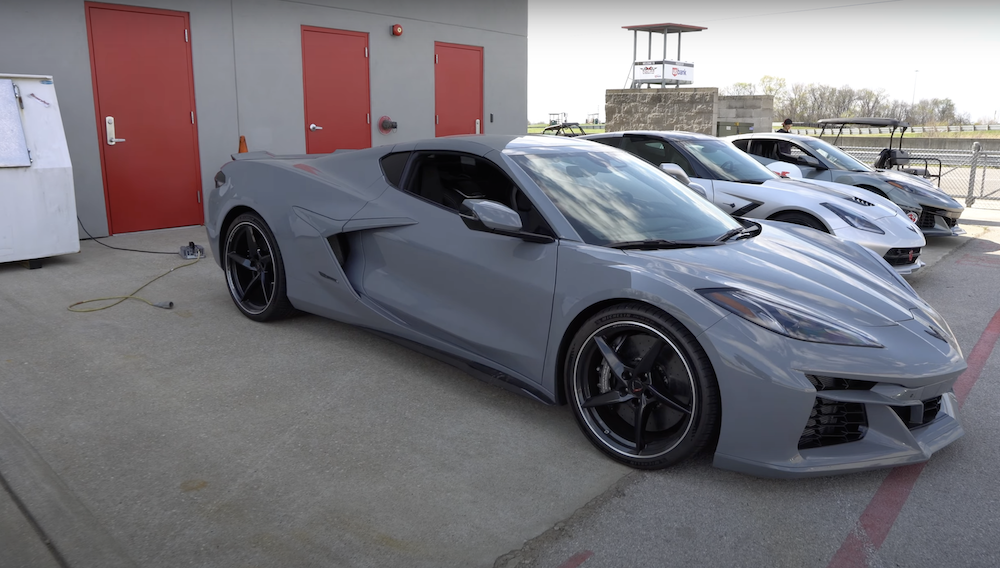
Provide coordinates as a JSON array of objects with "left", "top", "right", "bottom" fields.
[{"left": 207, "top": 135, "right": 965, "bottom": 478}]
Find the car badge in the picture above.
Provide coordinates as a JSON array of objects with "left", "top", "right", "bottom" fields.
[
  {"left": 906, "top": 211, "right": 919, "bottom": 223},
  {"left": 908, "top": 249, "right": 914, "bottom": 263}
]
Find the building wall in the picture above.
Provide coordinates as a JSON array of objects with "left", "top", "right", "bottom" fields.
[
  {"left": 605, "top": 88, "right": 719, "bottom": 134},
  {"left": 717, "top": 95, "right": 774, "bottom": 135},
  {"left": 0, "top": 0, "right": 528, "bottom": 237}
]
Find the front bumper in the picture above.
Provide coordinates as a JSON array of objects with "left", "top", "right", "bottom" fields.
[
  {"left": 917, "top": 205, "right": 965, "bottom": 237},
  {"left": 831, "top": 215, "right": 926, "bottom": 273},
  {"left": 700, "top": 311, "right": 965, "bottom": 478}
]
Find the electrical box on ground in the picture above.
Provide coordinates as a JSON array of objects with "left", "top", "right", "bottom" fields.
[
  {"left": 717, "top": 122, "right": 753, "bottom": 136},
  {"left": 0, "top": 74, "right": 79, "bottom": 268}
]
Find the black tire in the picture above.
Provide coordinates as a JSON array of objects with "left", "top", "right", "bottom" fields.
[
  {"left": 770, "top": 211, "right": 828, "bottom": 233},
  {"left": 564, "top": 303, "right": 720, "bottom": 470},
  {"left": 223, "top": 213, "right": 296, "bottom": 321}
]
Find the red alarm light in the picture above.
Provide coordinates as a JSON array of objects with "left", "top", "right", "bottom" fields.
[{"left": 391, "top": 24, "right": 403, "bottom": 37}]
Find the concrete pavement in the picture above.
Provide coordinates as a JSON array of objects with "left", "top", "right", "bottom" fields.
[{"left": 1, "top": 209, "right": 999, "bottom": 568}]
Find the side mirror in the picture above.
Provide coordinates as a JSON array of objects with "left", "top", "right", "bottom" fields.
[
  {"left": 659, "top": 163, "right": 691, "bottom": 186},
  {"left": 797, "top": 155, "right": 824, "bottom": 169},
  {"left": 687, "top": 182, "right": 707, "bottom": 199},
  {"left": 460, "top": 199, "right": 555, "bottom": 244},
  {"left": 461, "top": 199, "right": 523, "bottom": 233}
]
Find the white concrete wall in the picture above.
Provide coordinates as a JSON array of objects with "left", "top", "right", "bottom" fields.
[{"left": 0, "top": 0, "right": 528, "bottom": 237}]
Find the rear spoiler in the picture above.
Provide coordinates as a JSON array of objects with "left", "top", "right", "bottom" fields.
[
  {"left": 230, "top": 149, "right": 356, "bottom": 161},
  {"left": 231, "top": 151, "right": 275, "bottom": 161}
]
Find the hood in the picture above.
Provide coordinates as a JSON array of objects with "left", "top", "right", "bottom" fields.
[
  {"left": 763, "top": 178, "right": 901, "bottom": 220},
  {"left": 626, "top": 223, "right": 922, "bottom": 329},
  {"left": 877, "top": 170, "right": 964, "bottom": 210}
]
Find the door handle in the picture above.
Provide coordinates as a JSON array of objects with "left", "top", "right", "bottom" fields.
[
  {"left": 105, "top": 116, "right": 126, "bottom": 145},
  {"left": 309, "top": 123, "right": 323, "bottom": 132},
  {"left": 475, "top": 119, "right": 481, "bottom": 134}
]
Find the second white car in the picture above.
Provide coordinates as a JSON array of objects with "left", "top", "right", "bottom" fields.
[{"left": 580, "top": 131, "right": 927, "bottom": 274}]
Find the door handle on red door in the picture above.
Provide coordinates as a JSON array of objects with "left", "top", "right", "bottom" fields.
[
  {"left": 105, "top": 116, "right": 126, "bottom": 145},
  {"left": 309, "top": 123, "right": 323, "bottom": 132}
]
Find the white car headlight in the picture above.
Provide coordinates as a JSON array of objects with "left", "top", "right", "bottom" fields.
[{"left": 821, "top": 202, "right": 884, "bottom": 234}]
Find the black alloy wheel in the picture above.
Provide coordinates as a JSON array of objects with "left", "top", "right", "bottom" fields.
[
  {"left": 223, "top": 213, "right": 295, "bottom": 321},
  {"left": 565, "top": 303, "right": 720, "bottom": 469}
]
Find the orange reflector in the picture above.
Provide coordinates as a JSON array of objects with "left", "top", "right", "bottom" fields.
[{"left": 238, "top": 135, "right": 248, "bottom": 153}]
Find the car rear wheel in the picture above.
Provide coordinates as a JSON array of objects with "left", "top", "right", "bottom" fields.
[
  {"left": 770, "top": 211, "right": 827, "bottom": 233},
  {"left": 564, "top": 303, "right": 720, "bottom": 469},
  {"left": 223, "top": 213, "right": 295, "bottom": 321}
]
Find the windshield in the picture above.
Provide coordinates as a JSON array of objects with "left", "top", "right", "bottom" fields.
[
  {"left": 675, "top": 139, "right": 777, "bottom": 182},
  {"left": 802, "top": 138, "right": 872, "bottom": 172},
  {"left": 506, "top": 146, "right": 740, "bottom": 246}
]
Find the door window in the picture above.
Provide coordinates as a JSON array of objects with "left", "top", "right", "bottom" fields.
[
  {"left": 400, "top": 152, "right": 553, "bottom": 236},
  {"left": 621, "top": 135, "right": 696, "bottom": 177}
]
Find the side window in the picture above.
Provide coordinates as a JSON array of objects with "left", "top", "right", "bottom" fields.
[
  {"left": 380, "top": 152, "right": 411, "bottom": 187},
  {"left": 621, "top": 135, "right": 668, "bottom": 165},
  {"left": 747, "top": 140, "right": 789, "bottom": 161},
  {"left": 731, "top": 139, "right": 749, "bottom": 151},
  {"left": 401, "top": 152, "right": 553, "bottom": 237},
  {"left": 403, "top": 152, "right": 514, "bottom": 212},
  {"left": 621, "top": 135, "right": 696, "bottom": 177},
  {"left": 589, "top": 137, "right": 621, "bottom": 149},
  {"left": 787, "top": 144, "right": 813, "bottom": 161},
  {"left": 746, "top": 140, "right": 773, "bottom": 159},
  {"left": 661, "top": 142, "right": 696, "bottom": 177}
]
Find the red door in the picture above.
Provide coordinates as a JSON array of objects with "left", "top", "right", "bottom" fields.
[
  {"left": 301, "top": 27, "right": 371, "bottom": 153},
  {"left": 86, "top": 3, "right": 203, "bottom": 234},
  {"left": 435, "top": 42, "right": 483, "bottom": 137}
]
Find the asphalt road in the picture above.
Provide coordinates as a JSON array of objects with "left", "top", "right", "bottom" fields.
[{"left": 1, "top": 212, "right": 998, "bottom": 568}]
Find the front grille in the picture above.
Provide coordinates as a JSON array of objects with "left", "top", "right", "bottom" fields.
[
  {"left": 918, "top": 210, "right": 936, "bottom": 229},
  {"left": 807, "top": 375, "right": 875, "bottom": 392},
  {"left": 884, "top": 247, "right": 922, "bottom": 266},
  {"left": 799, "top": 398, "right": 867, "bottom": 450},
  {"left": 799, "top": 375, "right": 870, "bottom": 449},
  {"left": 891, "top": 396, "right": 943, "bottom": 429},
  {"left": 918, "top": 208, "right": 958, "bottom": 229}
]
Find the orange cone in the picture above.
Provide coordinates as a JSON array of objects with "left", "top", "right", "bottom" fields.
[{"left": 238, "top": 135, "right": 248, "bottom": 153}]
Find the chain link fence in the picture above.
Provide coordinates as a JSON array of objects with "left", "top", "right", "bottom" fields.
[{"left": 839, "top": 144, "right": 1000, "bottom": 209}]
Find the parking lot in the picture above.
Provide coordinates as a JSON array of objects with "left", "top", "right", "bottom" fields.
[{"left": 2, "top": 209, "right": 999, "bottom": 568}]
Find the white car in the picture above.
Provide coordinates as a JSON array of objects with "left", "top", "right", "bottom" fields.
[{"left": 580, "top": 131, "right": 926, "bottom": 274}]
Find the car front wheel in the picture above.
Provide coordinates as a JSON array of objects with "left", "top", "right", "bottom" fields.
[{"left": 564, "top": 303, "right": 720, "bottom": 469}]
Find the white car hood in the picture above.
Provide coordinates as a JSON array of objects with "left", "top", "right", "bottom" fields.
[{"left": 763, "top": 177, "right": 904, "bottom": 220}]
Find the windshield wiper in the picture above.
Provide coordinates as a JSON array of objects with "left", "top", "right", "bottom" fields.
[
  {"left": 606, "top": 239, "right": 723, "bottom": 250},
  {"left": 716, "top": 221, "right": 762, "bottom": 242}
]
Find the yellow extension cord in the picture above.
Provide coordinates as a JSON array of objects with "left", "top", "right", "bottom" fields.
[{"left": 68, "top": 257, "right": 201, "bottom": 313}]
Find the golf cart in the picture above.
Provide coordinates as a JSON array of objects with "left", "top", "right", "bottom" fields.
[
  {"left": 818, "top": 118, "right": 942, "bottom": 186},
  {"left": 541, "top": 122, "right": 587, "bottom": 137}
]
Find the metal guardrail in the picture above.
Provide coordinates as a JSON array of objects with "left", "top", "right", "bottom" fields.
[
  {"left": 788, "top": 125, "right": 1000, "bottom": 135},
  {"left": 841, "top": 144, "right": 1000, "bottom": 209}
]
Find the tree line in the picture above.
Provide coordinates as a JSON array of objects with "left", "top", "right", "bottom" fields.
[{"left": 720, "top": 76, "right": 982, "bottom": 126}]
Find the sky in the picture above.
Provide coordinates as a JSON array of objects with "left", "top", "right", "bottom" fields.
[{"left": 527, "top": 0, "right": 1000, "bottom": 124}]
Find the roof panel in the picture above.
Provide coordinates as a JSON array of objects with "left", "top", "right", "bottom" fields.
[{"left": 622, "top": 23, "right": 707, "bottom": 34}]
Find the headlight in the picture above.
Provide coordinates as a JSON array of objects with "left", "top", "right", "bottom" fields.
[
  {"left": 821, "top": 202, "right": 884, "bottom": 234},
  {"left": 886, "top": 180, "right": 923, "bottom": 193},
  {"left": 699, "top": 288, "right": 883, "bottom": 347}
]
